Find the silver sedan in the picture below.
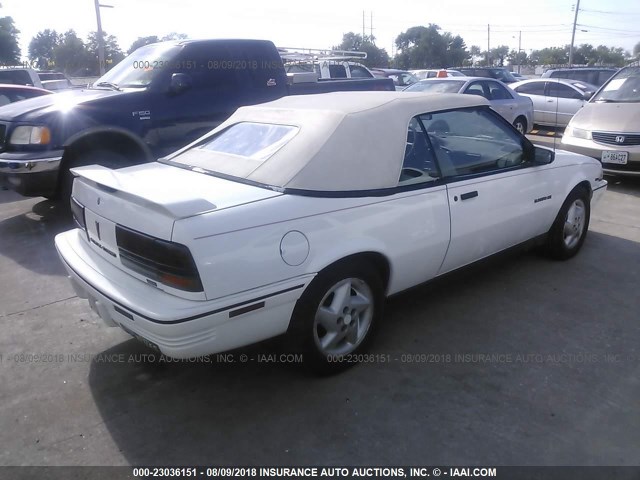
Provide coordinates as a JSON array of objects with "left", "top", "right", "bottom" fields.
[
  {"left": 510, "top": 78, "right": 597, "bottom": 128},
  {"left": 404, "top": 77, "right": 534, "bottom": 134}
]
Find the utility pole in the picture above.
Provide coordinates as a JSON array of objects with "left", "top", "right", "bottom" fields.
[
  {"left": 569, "top": 0, "right": 581, "bottom": 67},
  {"left": 363, "top": 11, "right": 366, "bottom": 42},
  {"left": 518, "top": 30, "right": 522, "bottom": 74},
  {"left": 487, "top": 24, "right": 490, "bottom": 66},
  {"left": 93, "top": 0, "right": 113, "bottom": 76}
]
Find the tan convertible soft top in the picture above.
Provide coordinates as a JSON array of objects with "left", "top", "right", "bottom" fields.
[{"left": 169, "top": 91, "right": 489, "bottom": 191}]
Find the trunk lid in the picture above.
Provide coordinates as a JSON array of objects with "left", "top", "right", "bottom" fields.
[{"left": 71, "top": 162, "right": 281, "bottom": 295}]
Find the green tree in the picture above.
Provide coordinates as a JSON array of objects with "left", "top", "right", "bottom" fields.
[
  {"left": 86, "top": 31, "right": 125, "bottom": 74},
  {"left": 634, "top": 41, "right": 640, "bottom": 58},
  {"left": 530, "top": 46, "right": 569, "bottom": 65},
  {"left": 507, "top": 49, "right": 528, "bottom": 68},
  {"left": 127, "top": 35, "right": 159, "bottom": 54},
  {"left": 334, "top": 32, "right": 390, "bottom": 68},
  {"left": 394, "top": 24, "right": 468, "bottom": 69},
  {"left": 53, "top": 30, "right": 92, "bottom": 75},
  {"left": 0, "top": 15, "right": 20, "bottom": 64},
  {"left": 489, "top": 45, "right": 510, "bottom": 66},
  {"left": 29, "top": 29, "right": 62, "bottom": 70}
]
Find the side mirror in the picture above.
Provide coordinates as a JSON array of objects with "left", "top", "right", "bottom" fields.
[
  {"left": 583, "top": 91, "right": 594, "bottom": 100},
  {"left": 169, "top": 73, "right": 192, "bottom": 94},
  {"left": 533, "top": 146, "right": 554, "bottom": 165}
]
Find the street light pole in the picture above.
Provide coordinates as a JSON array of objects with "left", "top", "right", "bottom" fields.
[{"left": 569, "top": 0, "right": 581, "bottom": 67}]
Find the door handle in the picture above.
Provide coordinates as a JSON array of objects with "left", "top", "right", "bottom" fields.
[{"left": 460, "top": 191, "right": 478, "bottom": 200}]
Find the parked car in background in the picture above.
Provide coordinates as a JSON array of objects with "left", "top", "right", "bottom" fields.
[
  {"left": 370, "top": 68, "right": 419, "bottom": 90},
  {"left": 38, "top": 71, "right": 75, "bottom": 91},
  {"left": 404, "top": 77, "right": 534, "bottom": 133},
  {"left": 511, "top": 78, "right": 598, "bottom": 127},
  {"left": 456, "top": 67, "right": 518, "bottom": 83},
  {"left": 410, "top": 69, "right": 465, "bottom": 79},
  {"left": 0, "top": 68, "right": 43, "bottom": 88},
  {"left": 562, "top": 66, "right": 640, "bottom": 176},
  {"left": 0, "top": 84, "right": 51, "bottom": 107},
  {"left": 55, "top": 91, "right": 606, "bottom": 374},
  {"left": 542, "top": 67, "right": 618, "bottom": 88},
  {"left": 0, "top": 39, "right": 393, "bottom": 201}
]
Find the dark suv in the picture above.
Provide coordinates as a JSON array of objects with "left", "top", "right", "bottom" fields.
[
  {"left": 541, "top": 68, "right": 618, "bottom": 87},
  {"left": 456, "top": 67, "right": 518, "bottom": 83}
]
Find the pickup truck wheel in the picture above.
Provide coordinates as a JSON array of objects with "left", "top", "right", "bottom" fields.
[
  {"left": 546, "top": 187, "right": 590, "bottom": 260},
  {"left": 57, "top": 150, "right": 128, "bottom": 204},
  {"left": 287, "top": 261, "right": 383, "bottom": 375}
]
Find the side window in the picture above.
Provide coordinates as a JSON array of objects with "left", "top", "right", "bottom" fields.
[
  {"left": 329, "top": 64, "right": 347, "bottom": 78},
  {"left": 515, "top": 82, "right": 545, "bottom": 95},
  {"left": 349, "top": 65, "right": 371, "bottom": 78},
  {"left": 465, "top": 81, "right": 489, "bottom": 99},
  {"left": 547, "top": 82, "right": 582, "bottom": 100},
  {"left": 182, "top": 45, "right": 239, "bottom": 90},
  {"left": 398, "top": 117, "right": 440, "bottom": 185},
  {"left": 488, "top": 82, "right": 512, "bottom": 100},
  {"left": 420, "top": 108, "right": 526, "bottom": 178}
]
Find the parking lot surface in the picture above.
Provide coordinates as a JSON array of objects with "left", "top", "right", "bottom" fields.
[{"left": 0, "top": 173, "right": 639, "bottom": 466}]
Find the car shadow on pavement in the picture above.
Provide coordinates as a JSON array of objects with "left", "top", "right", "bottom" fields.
[
  {"left": 87, "top": 231, "right": 640, "bottom": 466},
  {"left": 605, "top": 175, "right": 640, "bottom": 198},
  {"left": 0, "top": 198, "right": 74, "bottom": 277}
]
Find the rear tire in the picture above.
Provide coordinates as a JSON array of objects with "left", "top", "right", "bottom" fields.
[
  {"left": 546, "top": 186, "right": 590, "bottom": 260},
  {"left": 286, "top": 260, "right": 384, "bottom": 375},
  {"left": 513, "top": 116, "right": 527, "bottom": 134}
]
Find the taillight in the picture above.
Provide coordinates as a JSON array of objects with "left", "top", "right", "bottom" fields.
[
  {"left": 115, "top": 225, "right": 203, "bottom": 292},
  {"left": 70, "top": 197, "right": 86, "bottom": 231}
]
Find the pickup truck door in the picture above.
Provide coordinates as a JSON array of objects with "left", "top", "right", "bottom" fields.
[{"left": 146, "top": 43, "right": 287, "bottom": 157}]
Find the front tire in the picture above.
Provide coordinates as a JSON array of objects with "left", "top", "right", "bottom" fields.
[
  {"left": 56, "top": 149, "right": 129, "bottom": 204},
  {"left": 546, "top": 187, "right": 590, "bottom": 260},
  {"left": 286, "top": 260, "right": 384, "bottom": 374}
]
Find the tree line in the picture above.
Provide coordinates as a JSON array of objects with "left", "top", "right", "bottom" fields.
[
  {"left": 0, "top": 5, "right": 638, "bottom": 75},
  {"left": 336, "top": 24, "right": 639, "bottom": 70}
]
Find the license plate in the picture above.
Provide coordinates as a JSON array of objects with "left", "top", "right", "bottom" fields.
[{"left": 602, "top": 151, "right": 628, "bottom": 164}]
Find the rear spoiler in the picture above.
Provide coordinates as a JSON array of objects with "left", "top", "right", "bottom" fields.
[{"left": 70, "top": 165, "right": 218, "bottom": 219}]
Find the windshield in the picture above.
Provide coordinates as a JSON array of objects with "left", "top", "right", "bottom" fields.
[
  {"left": 593, "top": 67, "right": 640, "bottom": 103},
  {"left": 404, "top": 80, "right": 465, "bottom": 93},
  {"left": 94, "top": 43, "right": 182, "bottom": 88}
]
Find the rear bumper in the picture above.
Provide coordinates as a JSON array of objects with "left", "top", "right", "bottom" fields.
[
  {"left": 55, "top": 228, "right": 314, "bottom": 358},
  {"left": 0, "top": 151, "right": 63, "bottom": 196}
]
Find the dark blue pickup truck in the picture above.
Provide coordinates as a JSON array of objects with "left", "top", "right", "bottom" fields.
[{"left": 0, "top": 39, "right": 393, "bottom": 199}]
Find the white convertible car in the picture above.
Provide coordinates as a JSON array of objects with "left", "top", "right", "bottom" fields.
[{"left": 55, "top": 92, "right": 607, "bottom": 373}]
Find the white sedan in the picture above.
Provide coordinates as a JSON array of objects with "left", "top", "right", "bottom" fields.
[
  {"left": 55, "top": 92, "right": 607, "bottom": 373},
  {"left": 404, "top": 77, "right": 534, "bottom": 134}
]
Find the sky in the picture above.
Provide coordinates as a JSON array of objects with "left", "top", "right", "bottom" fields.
[{"left": 3, "top": 0, "right": 639, "bottom": 63}]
